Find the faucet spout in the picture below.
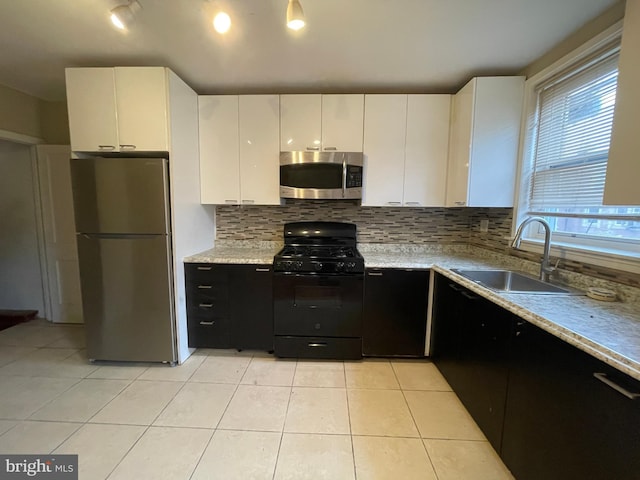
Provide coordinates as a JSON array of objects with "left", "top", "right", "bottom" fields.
[{"left": 511, "top": 216, "right": 555, "bottom": 282}]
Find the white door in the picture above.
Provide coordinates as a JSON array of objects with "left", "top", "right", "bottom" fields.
[
  {"left": 65, "top": 67, "right": 118, "bottom": 152},
  {"left": 36, "top": 145, "right": 83, "bottom": 324},
  {"left": 239, "top": 95, "right": 280, "bottom": 205},
  {"left": 198, "top": 95, "right": 240, "bottom": 204},
  {"left": 115, "top": 67, "right": 169, "bottom": 152},
  {"left": 362, "top": 94, "right": 407, "bottom": 206},
  {"left": 280, "top": 94, "right": 321, "bottom": 151},
  {"left": 321, "top": 94, "right": 365, "bottom": 151},
  {"left": 404, "top": 94, "right": 451, "bottom": 207}
]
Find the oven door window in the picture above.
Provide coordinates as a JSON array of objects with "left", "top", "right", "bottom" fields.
[
  {"left": 280, "top": 163, "right": 343, "bottom": 189},
  {"left": 294, "top": 285, "right": 341, "bottom": 309}
]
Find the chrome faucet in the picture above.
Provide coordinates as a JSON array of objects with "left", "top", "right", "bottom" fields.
[{"left": 511, "top": 216, "right": 555, "bottom": 282}]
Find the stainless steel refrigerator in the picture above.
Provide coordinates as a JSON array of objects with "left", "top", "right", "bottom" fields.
[{"left": 71, "top": 157, "right": 177, "bottom": 364}]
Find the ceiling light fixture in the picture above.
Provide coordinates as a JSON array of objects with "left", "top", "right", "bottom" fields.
[
  {"left": 213, "top": 11, "right": 231, "bottom": 34},
  {"left": 110, "top": 0, "right": 142, "bottom": 31},
  {"left": 286, "top": 0, "right": 305, "bottom": 31}
]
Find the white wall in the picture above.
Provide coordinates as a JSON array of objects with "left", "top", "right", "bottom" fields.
[{"left": 0, "top": 140, "right": 45, "bottom": 314}]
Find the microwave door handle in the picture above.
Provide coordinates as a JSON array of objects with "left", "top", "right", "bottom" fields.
[{"left": 342, "top": 160, "right": 347, "bottom": 198}]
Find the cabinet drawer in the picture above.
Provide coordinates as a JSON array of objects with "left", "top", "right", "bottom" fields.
[
  {"left": 274, "top": 336, "right": 362, "bottom": 360},
  {"left": 185, "top": 263, "right": 229, "bottom": 284},
  {"left": 187, "top": 315, "right": 231, "bottom": 348}
]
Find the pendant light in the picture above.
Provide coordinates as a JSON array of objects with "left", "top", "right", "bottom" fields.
[
  {"left": 286, "top": 0, "right": 305, "bottom": 31},
  {"left": 213, "top": 11, "right": 231, "bottom": 33},
  {"left": 110, "top": 0, "right": 142, "bottom": 31}
]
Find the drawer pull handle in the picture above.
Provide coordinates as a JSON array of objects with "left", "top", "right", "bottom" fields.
[
  {"left": 593, "top": 373, "right": 640, "bottom": 400},
  {"left": 242, "top": 199, "right": 255, "bottom": 204},
  {"left": 405, "top": 202, "right": 421, "bottom": 206},
  {"left": 196, "top": 266, "right": 212, "bottom": 271},
  {"left": 199, "top": 321, "right": 215, "bottom": 326},
  {"left": 98, "top": 145, "right": 116, "bottom": 150},
  {"left": 367, "top": 272, "right": 383, "bottom": 276},
  {"left": 120, "top": 144, "right": 136, "bottom": 150},
  {"left": 199, "top": 303, "right": 213, "bottom": 308},
  {"left": 323, "top": 146, "right": 337, "bottom": 151},
  {"left": 461, "top": 291, "right": 478, "bottom": 301},
  {"left": 225, "top": 200, "right": 238, "bottom": 204},
  {"left": 308, "top": 342, "right": 327, "bottom": 347},
  {"left": 385, "top": 201, "right": 401, "bottom": 206},
  {"left": 198, "top": 285, "right": 213, "bottom": 289},
  {"left": 306, "top": 146, "right": 320, "bottom": 151},
  {"left": 255, "top": 268, "right": 270, "bottom": 272}
]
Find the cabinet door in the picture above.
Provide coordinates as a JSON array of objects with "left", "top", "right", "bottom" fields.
[
  {"left": 502, "top": 319, "right": 640, "bottom": 480},
  {"left": 65, "top": 68, "right": 118, "bottom": 152},
  {"left": 230, "top": 265, "right": 273, "bottom": 351},
  {"left": 280, "top": 94, "right": 322, "bottom": 151},
  {"left": 404, "top": 95, "right": 450, "bottom": 207},
  {"left": 198, "top": 95, "right": 240, "bottom": 204},
  {"left": 363, "top": 269, "right": 429, "bottom": 357},
  {"left": 362, "top": 94, "right": 407, "bottom": 206},
  {"left": 445, "top": 79, "right": 474, "bottom": 206},
  {"left": 115, "top": 67, "right": 169, "bottom": 152},
  {"left": 430, "top": 274, "right": 511, "bottom": 451},
  {"left": 604, "top": 0, "right": 640, "bottom": 205},
  {"left": 239, "top": 95, "right": 280, "bottom": 205},
  {"left": 321, "top": 94, "right": 364, "bottom": 151},
  {"left": 467, "top": 77, "right": 523, "bottom": 207}
]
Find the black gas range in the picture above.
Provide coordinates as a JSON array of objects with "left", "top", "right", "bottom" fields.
[
  {"left": 273, "top": 222, "right": 364, "bottom": 360},
  {"left": 273, "top": 222, "right": 364, "bottom": 275}
]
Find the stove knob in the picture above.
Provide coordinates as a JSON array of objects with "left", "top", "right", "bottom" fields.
[
  {"left": 335, "top": 262, "right": 345, "bottom": 272},
  {"left": 346, "top": 262, "right": 356, "bottom": 270},
  {"left": 312, "top": 261, "right": 323, "bottom": 271},
  {"left": 295, "top": 261, "right": 303, "bottom": 270}
]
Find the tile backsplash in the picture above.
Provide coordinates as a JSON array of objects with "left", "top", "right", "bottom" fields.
[
  {"left": 216, "top": 201, "right": 512, "bottom": 247},
  {"left": 215, "top": 201, "right": 639, "bottom": 287}
]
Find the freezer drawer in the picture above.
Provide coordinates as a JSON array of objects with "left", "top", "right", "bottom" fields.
[
  {"left": 77, "top": 233, "right": 176, "bottom": 362},
  {"left": 71, "top": 157, "right": 170, "bottom": 234}
]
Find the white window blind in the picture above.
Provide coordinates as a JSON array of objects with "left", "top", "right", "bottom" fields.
[{"left": 528, "top": 48, "right": 619, "bottom": 211}]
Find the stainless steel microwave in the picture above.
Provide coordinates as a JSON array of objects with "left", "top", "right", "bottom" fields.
[{"left": 279, "top": 151, "right": 364, "bottom": 199}]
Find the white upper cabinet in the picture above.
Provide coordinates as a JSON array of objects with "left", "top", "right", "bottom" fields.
[
  {"left": 280, "top": 94, "right": 322, "bottom": 151},
  {"left": 362, "top": 95, "right": 407, "bottom": 206},
  {"left": 404, "top": 94, "right": 451, "bottom": 207},
  {"left": 363, "top": 94, "right": 451, "bottom": 207},
  {"left": 66, "top": 68, "right": 118, "bottom": 152},
  {"left": 280, "top": 94, "right": 364, "bottom": 152},
  {"left": 114, "top": 67, "right": 169, "bottom": 152},
  {"left": 239, "top": 95, "right": 280, "bottom": 205},
  {"left": 199, "top": 95, "right": 280, "bottom": 205},
  {"left": 446, "top": 76, "right": 524, "bottom": 207},
  {"left": 65, "top": 67, "right": 169, "bottom": 153},
  {"left": 321, "top": 94, "right": 365, "bottom": 151},
  {"left": 604, "top": 0, "right": 640, "bottom": 205},
  {"left": 198, "top": 96, "right": 240, "bottom": 204}
]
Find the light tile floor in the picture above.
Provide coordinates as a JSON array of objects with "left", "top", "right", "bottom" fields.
[{"left": 0, "top": 320, "right": 514, "bottom": 479}]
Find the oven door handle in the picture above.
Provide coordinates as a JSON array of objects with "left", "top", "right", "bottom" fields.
[{"left": 308, "top": 342, "right": 328, "bottom": 348}]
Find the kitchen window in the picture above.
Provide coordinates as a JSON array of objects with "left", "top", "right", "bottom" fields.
[{"left": 515, "top": 23, "right": 640, "bottom": 273}]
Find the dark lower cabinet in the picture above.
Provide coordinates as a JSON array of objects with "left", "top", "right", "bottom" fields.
[
  {"left": 502, "top": 319, "right": 640, "bottom": 480},
  {"left": 430, "top": 272, "right": 640, "bottom": 480},
  {"left": 362, "top": 268, "right": 429, "bottom": 357},
  {"left": 431, "top": 273, "right": 511, "bottom": 451},
  {"left": 185, "top": 263, "right": 273, "bottom": 351},
  {"left": 229, "top": 265, "right": 273, "bottom": 351},
  {"left": 185, "top": 263, "right": 231, "bottom": 348}
]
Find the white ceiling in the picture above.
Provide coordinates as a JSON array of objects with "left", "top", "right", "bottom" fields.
[{"left": 0, "top": 0, "right": 619, "bottom": 102}]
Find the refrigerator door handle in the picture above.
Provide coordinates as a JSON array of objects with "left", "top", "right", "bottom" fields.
[{"left": 80, "top": 233, "right": 165, "bottom": 240}]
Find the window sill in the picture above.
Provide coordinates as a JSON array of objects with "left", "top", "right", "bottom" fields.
[{"left": 518, "top": 238, "right": 640, "bottom": 274}]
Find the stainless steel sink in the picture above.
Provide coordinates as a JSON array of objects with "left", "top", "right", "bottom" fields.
[{"left": 451, "top": 269, "right": 582, "bottom": 295}]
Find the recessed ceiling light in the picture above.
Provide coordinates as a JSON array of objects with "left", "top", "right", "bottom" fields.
[
  {"left": 213, "top": 11, "right": 231, "bottom": 34},
  {"left": 110, "top": 1, "right": 142, "bottom": 31},
  {"left": 286, "top": 0, "right": 305, "bottom": 31}
]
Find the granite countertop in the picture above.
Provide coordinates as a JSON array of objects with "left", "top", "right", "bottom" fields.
[
  {"left": 360, "top": 243, "right": 640, "bottom": 382},
  {"left": 184, "top": 240, "right": 282, "bottom": 264},
  {"left": 184, "top": 241, "right": 640, "bottom": 381}
]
